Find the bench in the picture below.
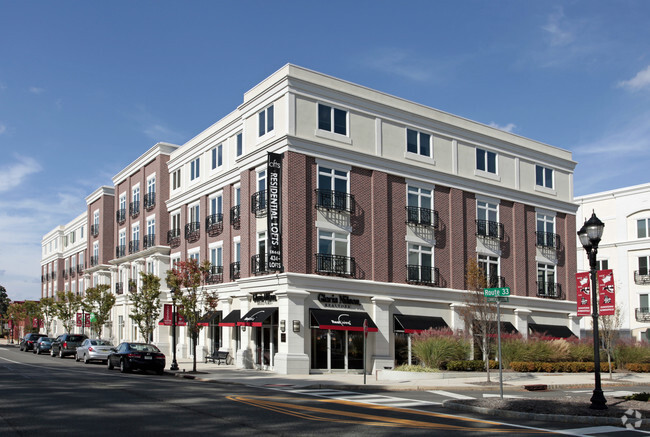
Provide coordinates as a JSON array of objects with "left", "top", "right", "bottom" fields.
[{"left": 205, "top": 350, "right": 230, "bottom": 365}]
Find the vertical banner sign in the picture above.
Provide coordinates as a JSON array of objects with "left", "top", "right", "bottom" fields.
[
  {"left": 162, "top": 304, "right": 173, "bottom": 326},
  {"left": 597, "top": 269, "right": 616, "bottom": 316},
  {"left": 576, "top": 272, "right": 591, "bottom": 317},
  {"left": 267, "top": 152, "right": 283, "bottom": 272},
  {"left": 76, "top": 312, "right": 82, "bottom": 327}
]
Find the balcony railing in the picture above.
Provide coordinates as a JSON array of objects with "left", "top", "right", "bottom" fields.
[
  {"left": 230, "top": 262, "right": 241, "bottom": 281},
  {"left": 635, "top": 271, "right": 650, "bottom": 285},
  {"left": 116, "top": 209, "right": 126, "bottom": 225},
  {"left": 51, "top": 272, "right": 56, "bottom": 280},
  {"left": 129, "top": 201, "right": 140, "bottom": 218},
  {"left": 405, "top": 206, "right": 439, "bottom": 228},
  {"left": 486, "top": 275, "right": 506, "bottom": 289},
  {"left": 115, "top": 245, "right": 126, "bottom": 258},
  {"left": 315, "top": 189, "right": 355, "bottom": 213},
  {"left": 128, "top": 240, "right": 140, "bottom": 254},
  {"left": 476, "top": 220, "right": 504, "bottom": 241},
  {"left": 144, "top": 192, "right": 155, "bottom": 211},
  {"left": 91, "top": 224, "right": 99, "bottom": 237},
  {"left": 69, "top": 267, "right": 75, "bottom": 278},
  {"left": 77, "top": 264, "right": 84, "bottom": 274},
  {"left": 537, "top": 281, "right": 562, "bottom": 299},
  {"left": 115, "top": 282, "right": 124, "bottom": 295},
  {"left": 207, "top": 265, "right": 223, "bottom": 284},
  {"left": 535, "top": 231, "right": 560, "bottom": 250},
  {"left": 143, "top": 234, "right": 155, "bottom": 249},
  {"left": 184, "top": 222, "right": 200, "bottom": 243},
  {"left": 90, "top": 256, "right": 98, "bottom": 267},
  {"left": 406, "top": 265, "right": 440, "bottom": 286},
  {"left": 167, "top": 228, "right": 181, "bottom": 248},
  {"left": 315, "top": 253, "right": 356, "bottom": 277},
  {"left": 635, "top": 308, "right": 650, "bottom": 322},
  {"left": 206, "top": 213, "right": 224, "bottom": 237},
  {"left": 251, "top": 254, "right": 268, "bottom": 275},
  {"left": 230, "top": 205, "right": 241, "bottom": 230},
  {"left": 251, "top": 190, "right": 267, "bottom": 218}
]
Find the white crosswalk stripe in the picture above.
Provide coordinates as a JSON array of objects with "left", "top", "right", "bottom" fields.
[
  {"left": 265, "top": 386, "right": 441, "bottom": 407},
  {"left": 428, "top": 390, "right": 475, "bottom": 400}
]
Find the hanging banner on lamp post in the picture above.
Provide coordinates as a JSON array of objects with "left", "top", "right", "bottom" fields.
[
  {"left": 576, "top": 272, "right": 591, "bottom": 317},
  {"left": 597, "top": 269, "right": 616, "bottom": 316}
]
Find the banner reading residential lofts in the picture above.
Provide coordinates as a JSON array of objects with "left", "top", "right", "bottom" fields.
[
  {"left": 576, "top": 272, "right": 591, "bottom": 317},
  {"left": 267, "top": 152, "right": 283, "bottom": 272},
  {"left": 597, "top": 269, "right": 616, "bottom": 316}
]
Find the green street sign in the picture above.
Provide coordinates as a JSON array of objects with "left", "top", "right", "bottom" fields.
[
  {"left": 484, "top": 287, "right": 511, "bottom": 297},
  {"left": 487, "top": 297, "right": 509, "bottom": 303}
]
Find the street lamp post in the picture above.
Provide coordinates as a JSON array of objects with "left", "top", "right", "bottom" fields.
[
  {"left": 577, "top": 211, "right": 607, "bottom": 410},
  {"left": 170, "top": 291, "right": 179, "bottom": 371}
]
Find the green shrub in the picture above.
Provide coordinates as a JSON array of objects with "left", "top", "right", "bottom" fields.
[
  {"left": 393, "top": 364, "right": 439, "bottom": 373},
  {"left": 411, "top": 329, "right": 470, "bottom": 369},
  {"left": 615, "top": 340, "right": 650, "bottom": 368},
  {"left": 446, "top": 360, "right": 498, "bottom": 371},
  {"left": 567, "top": 339, "right": 594, "bottom": 362}
]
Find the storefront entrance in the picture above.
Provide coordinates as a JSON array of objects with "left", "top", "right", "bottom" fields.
[{"left": 311, "top": 329, "right": 364, "bottom": 370}]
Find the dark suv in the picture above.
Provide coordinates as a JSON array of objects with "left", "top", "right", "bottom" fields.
[
  {"left": 20, "top": 333, "right": 47, "bottom": 352},
  {"left": 51, "top": 334, "right": 88, "bottom": 358}
]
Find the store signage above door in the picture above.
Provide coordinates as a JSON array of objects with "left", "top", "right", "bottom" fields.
[
  {"left": 252, "top": 292, "right": 277, "bottom": 304},
  {"left": 267, "top": 152, "right": 283, "bottom": 272},
  {"left": 318, "top": 293, "right": 361, "bottom": 309}
]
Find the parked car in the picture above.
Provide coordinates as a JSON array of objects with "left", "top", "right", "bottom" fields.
[
  {"left": 33, "top": 337, "right": 55, "bottom": 355},
  {"left": 19, "top": 333, "right": 46, "bottom": 352},
  {"left": 51, "top": 334, "right": 88, "bottom": 358},
  {"left": 107, "top": 342, "right": 165, "bottom": 375},
  {"left": 76, "top": 339, "right": 113, "bottom": 364}
]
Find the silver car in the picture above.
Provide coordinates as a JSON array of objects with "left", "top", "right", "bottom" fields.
[{"left": 76, "top": 339, "right": 114, "bottom": 364}]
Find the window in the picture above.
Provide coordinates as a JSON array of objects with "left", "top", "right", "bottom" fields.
[
  {"left": 212, "top": 144, "right": 223, "bottom": 170},
  {"left": 255, "top": 169, "right": 267, "bottom": 212},
  {"left": 254, "top": 231, "right": 267, "bottom": 274},
  {"left": 477, "top": 200, "right": 500, "bottom": 239},
  {"left": 407, "top": 243, "right": 433, "bottom": 282},
  {"left": 190, "top": 157, "right": 200, "bottom": 181},
  {"left": 317, "top": 230, "right": 352, "bottom": 275},
  {"left": 597, "top": 259, "right": 609, "bottom": 270},
  {"left": 318, "top": 104, "right": 347, "bottom": 136},
  {"left": 639, "top": 256, "right": 650, "bottom": 276},
  {"left": 478, "top": 255, "right": 500, "bottom": 287},
  {"left": 172, "top": 169, "right": 181, "bottom": 190},
  {"left": 210, "top": 193, "right": 223, "bottom": 217},
  {"left": 406, "top": 129, "right": 431, "bottom": 157},
  {"left": 189, "top": 251, "right": 200, "bottom": 262},
  {"left": 477, "top": 200, "right": 498, "bottom": 223},
  {"left": 476, "top": 148, "right": 497, "bottom": 174},
  {"left": 93, "top": 242, "right": 99, "bottom": 262},
  {"left": 317, "top": 165, "right": 350, "bottom": 211},
  {"left": 536, "top": 165, "right": 554, "bottom": 189},
  {"left": 147, "top": 176, "right": 156, "bottom": 196},
  {"left": 236, "top": 132, "right": 243, "bottom": 157},
  {"left": 536, "top": 213, "right": 556, "bottom": 248},
  {"left": 80, "top": 226, "right": 84, "bottom": 239},
  {"left": 640, "top": 294, "right": 649, "bottom": 312},
  {"left": 132, "top": 186, "right": 140, "bottom": 205},
  {"left": 146, "top": 176, "right": 156, "bottom": 209},
  {"left": 537, "top": 263, "right": 557, "bottom": 297},
  {"left": 210, "top": 246, "right": 223, "bottom": 269},
  {"left": 638, "top": 219, "right": 650, "bottom": 239},
  {"left": 407, "top": 185, "right": 434, "bottom": 226},
  {"left": 188, "top": 204, "right": 200, "bottom": 225},
  {"left": 258, "top": 104, "right": 274, "bottom": 137}
]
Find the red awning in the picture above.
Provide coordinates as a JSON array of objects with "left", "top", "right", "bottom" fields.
[
  {"left": 218, "top": 310, "right": 241, "bottom": 327},
  {"left": 237, "top": 307, "right": 277, "bottom": 327}
]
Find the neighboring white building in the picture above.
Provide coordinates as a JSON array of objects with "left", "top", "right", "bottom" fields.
[{"left": 576, "top": 183, "right": 650, "bottom": 340}]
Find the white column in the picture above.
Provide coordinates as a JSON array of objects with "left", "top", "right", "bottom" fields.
[
  {"left": 371, "top": 296, "right": 394, "bottom": 373},
  {"left": 274, "top": 289, "right": 310, "bottom": 375},
  {"left": 568, "top": 313, "right": 580, "bottom": 339},
  {"left": 236, "top": 294, "right": 252, "bottom": 368},
  {"left": 515, "top": 309, "right": 532, "bottom": 338},
  {"left": 450, "top": 303, "right": 466, "bottom": 332}
]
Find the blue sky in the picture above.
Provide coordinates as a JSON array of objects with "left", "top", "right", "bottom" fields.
[{"left": 1, "top": 1, "right": 650, "bottom": 301}]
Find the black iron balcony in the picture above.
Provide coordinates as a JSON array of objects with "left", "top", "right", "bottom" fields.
[
  {"left": 184, "top": 222, "right": 200, "bottom": 243},
  {"left": 486, "top": 275, "right": 506, "bottom": 289},
  {"left": 207, "top": 265, "right": 223, "bottom": 284},
  {"left": 144, "top": 192, "right": 155, "bottom": 211},
  {"left": 41, "top": 275, "right": 45, "bottom": 283},
  {"left": 77, "top": 264, "right": 84, "bottom": 274},
  {"left": 230, "top": 205, "right": 241, "bottom": 230},
  {"left": 91, "top": 224, "right": 99, "bottom": 237},
  {"left": 536, "top": 231, "right": 560, "bottom": 250},
  {"left": 128, "top": 240, "right": 139, "bottom": 254},
  {"left": 129, "top": 201, "right": 140, "bottom": 218},
  {"left": 206, "top": 213, "right": 224, "bottom": 237},
  {"left": 69, "top": 267, "right": 75, "bottom": 278},
  {"left": 251, "top": 190, "right": 267, "bottom": 217},
  {"left": 635, "top": 271, "right": 650, "bottom": 285},
  {"left": 115, "top": 245, "right": 126, "bottom": 258},
  {"left": 51, "top": 271, "right": 56, "bottom": 280},
  {"left": 406, "top": 206, "right": 439, "bottom": 228},
  {"left": 251, "top": 254, "right": 269, "bottom": 275},
  {"left": 90, "top": 256, "right": 98, "bottom": 267},
  {"left": 143, "top": 234, "right": 155, "bottom": 249},
  {"left": 115, "top": 282, "right": 124, "bottom": 295},
  {"left": 406, "top": 264, "right": 440, "bottom": 286},
  {"left": 315, "top": 253, "right": 356, "bottom": 277},
  {"left": 476, "top": 219, "right": 504, "bottom": 240},
  {"left": 315, "top": 189, "right": 355, "bottom": 213},
  {"left": 230, "top": 262, "right": 241, "bottom": 281},
  {"left": 537, "top": 281, "right": 562, "bottom": 299},
  {"left": 167, "top": 228, "right": 181, "bottom": 248},
  {"left": 116, "top": 208, "right": 126, "bottom": 225},
  {"left": 635, "top": 308, "right": 650, "bottom": 322}
]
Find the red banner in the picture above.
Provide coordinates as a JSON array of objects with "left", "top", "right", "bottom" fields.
[
  {"left": 597, "top": 269, "right": 616, "bottom": 316},
  {"left": 76, "top": 313, "right": 91, "bottom": 327},
  {"left": 159, "top": 304, "right": 186, "bottom": 326},
  {"left": 576, "top": 272, "right": 591, "bottom": 317},
  {"left": 32, "top": 318, "right": 43, "bottom": 329}
]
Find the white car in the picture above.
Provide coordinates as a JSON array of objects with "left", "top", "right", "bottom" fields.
[{"left": 76, "top": 339, "right": 114, "bottom": 364}]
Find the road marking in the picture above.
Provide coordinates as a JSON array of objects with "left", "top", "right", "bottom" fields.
[
  {"left": 265, "top": 387, "right": 441, "bottom": 407},
  {"left": 0, "top": 356, "right": 21, "bottom": 364},
  {"left": 483, "top": 394, "right": 525, "bottom": 399},
  {"left": 428, "top": 390, "right": 475, "bottom": 400},
  {"left": 557, "top": 425, "right": 640, "bottom": 435}
]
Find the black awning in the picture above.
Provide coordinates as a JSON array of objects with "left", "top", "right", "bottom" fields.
[
  {"left": 393, "top": 314, "right": 448, "bottom": 334},
  {"left": 238, "top": 307, "right": 278, "bottom": 327},
  {"left": 197, "top": 310, "right": 221, "bottom": 327},
  {"left": 219, "top": 310, "right": 241, "bottom": 327},
  {"left": 310, "top": 309, "right": 378, "bottom": 332},
  {"left": 529, "top": 323, "right": 576, "bottom": 339}
]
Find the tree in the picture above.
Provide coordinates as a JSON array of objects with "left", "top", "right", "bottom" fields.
[
  {"left": 23, "top": 301, "right": 41, "bottom": 333},
  {"left": 459, "top": 258, "right": 497, "bottom": 382},
  {"left": 7, "top": 302, "right": 26, "bottom": 341},
  {"left": 166, "top": 259, "right": 215, "bottom": 372},
  {"left": 0, "top": 286, "right": 11, "bottom": 337},
  {"left": 39, "top": 297, "right": 56, "bottom": 336},
  {"left": 54, "top": 291, "right": 83, "bottom": 333},
  {"left": 598, "top": 304, "right": 622, "bottom": 380},
  {"left": 129, "top": 272, "right": 162, "bottom": 344},
  {"left": 84, "top": 284, "right": 116, "bottom": 339}
]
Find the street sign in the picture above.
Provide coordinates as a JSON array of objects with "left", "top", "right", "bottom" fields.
[
  {"left": 484, "top": 287, "right": 510, "bottom": 297},
  {"left": 487, "top": 297, "right": 509, "bottom": 303}
]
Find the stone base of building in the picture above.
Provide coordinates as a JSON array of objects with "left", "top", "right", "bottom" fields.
[
  {"left": 274, "top": 353, "right": 310, "bottom": 375},
  {"left": 372, "top": 356, "right": 395, "bottom": 374}
]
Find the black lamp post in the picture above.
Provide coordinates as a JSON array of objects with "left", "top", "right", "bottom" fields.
[
  {"left": 170, "top": 291, "right": 179, "bottom": 371},
  {"left": 577, "top": 211, "right": 607, "bottom": 410}
]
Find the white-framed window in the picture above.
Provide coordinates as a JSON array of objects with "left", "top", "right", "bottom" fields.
[
  {"left": 536, "top": 212, "right": 556, "bottom": 247},
  {"left": 80, "top": 226, "right": 84, "bottom": 239},
  {"left": 236, "top": 132, "right": 243, "bottom": 157},
  {"left": 132, "top": 223, "right": 140, "bottom": 243},
  {"left": 78, "top": 252, "right": 84, "bottom": 268},
  {"left": 258, "top": 104, "right": 274, "bottom": 137},
  {"left": 147, "top": 260, "right": 154, "bottom": 274},
  {"left": 93, "top": 242, "right": 99, "bottom": 260},
  {"left": 190, "top": 157, "right": 200, "bottom": 181},
  {"left": 233, "top": 238, "right": 241, "bottom": 263},
  {"left": 597, "top": 259, "right": 609, "bottom": 270},
  {"left": 171, "top": 211, "right": 181, "bottom": 232},
  {"left": 147, "top": 175, "right": 156, "bottom": 196},
  {"left": 147, "top": 217, "right": 155, "bottom": 236},
  {"left": 210, "top": 244, "right": 223, "bottom": 270},
  {"left": 119, "top": 193, "right": 127, "bottom": 211},
  {"left": 188, "top": 249, "right": 200, "bottom": 262},
  {"left": 71, "top": 282, "right": 76, "bottom": 295},
  {"left": 188, "top": 203, "right": 200, "bottom": 226},
  {"left": 210, "top": 192, "right": 223, "bottom": 217},
  {"left": 318, "top": 103, "right": 348, "bottom": 136},
  {"left": 476, "top": 148, "right": 497, "bottom": 174},
  {"left": 406, "top": 128, "right": 431, "bottom": 157},
  {"left": 407, "top": 243, "right": 433, "bottom": 282},
  {"left": 132, "top": 185, "right": 140, "bottom": 205},
  {"left": 639, "top": 256, "right": 650, "bottom": 276},
  {"left": 477, "top": 200, "right": 500, "bottom": 239},
  {"left": 79, "top": 278, "right": 84, "bottom": 294},
  {"left": 537, "top": 263, "right": 556, "bottom": 296},
  {"left": 93, "top": 210, "right": 100, "bottom": 227},
  {"left": 233, "top": 184, "right": 241, "bottom": 207},
  {"left": 212, "top": 144, "right": 223, "bottom": 170},
  {"left": 318, "top": 230, "right": 348, "bottom": 257},
  {"left": 478, "top": 254, "right": 499, "bottom": 287},
  {"left": 172, "top": 169, "right": 181, "bottom": 190},
  {"left": 638, "top": 218, "right": 650, "bottom": 239},
  {"left": 535, "top": 165, "right": 554, "bottom": 189},
  {"left": 170, "top": 254, "right": 181, "bottom": 269},
  {"left": 640, "top": 294, "right": 649, "bottom": 312},
  {"left": 407, "top": 185, "right": 433, "bottom": 225}
]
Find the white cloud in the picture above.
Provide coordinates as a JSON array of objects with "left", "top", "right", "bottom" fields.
[
  {"left": 618, "top": 65, "right": 650, "bottom": 92},
  {"left": 542, "top": 8, "right": 574, "bottom": 47},
  {"left": 29, "top": 86, "right": 44, "bottom": 94},
  {"left": 132, "top": 105, "right": 184, "bottom": 142},
  {"left": 0, "top": 155, "right": 42, "bottom": 192},
  {"left": 488, "top": 122, "right": 516, "bottom": 133},
  {"left": 0, "top": 123, "right": 6, "bottom": 135}
]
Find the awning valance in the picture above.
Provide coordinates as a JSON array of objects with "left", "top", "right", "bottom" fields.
[
  {"left": 393, "top": 314, "right": 448, "bottom": 334},
  {"left": 310, "top": 309, "right": 378, "bottom": 332},
  {"left": 197, "top": 310, "right": 221, "bottom": 327},
  {"left": 237, "top": 307, "right": 278, "bottom": 327},
  {"left": 529, "top": 323, "right": 576, "bottom": 339},
  {"left": 218, "top": 310, "right": 241, "bottom": 327}
]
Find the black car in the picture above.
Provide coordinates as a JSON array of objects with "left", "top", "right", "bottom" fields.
[
  {"left": 33, "top": 337, "right": 55, "bottom": 354},
  {"left": 19, "top": 333, "right": 47, "bottom": 352},
  {"left": 107, "top": 342, "right": 165, "bottom": 375},
  {"left": 51, "top": 334, "right": 88, "bottom": 358}
]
